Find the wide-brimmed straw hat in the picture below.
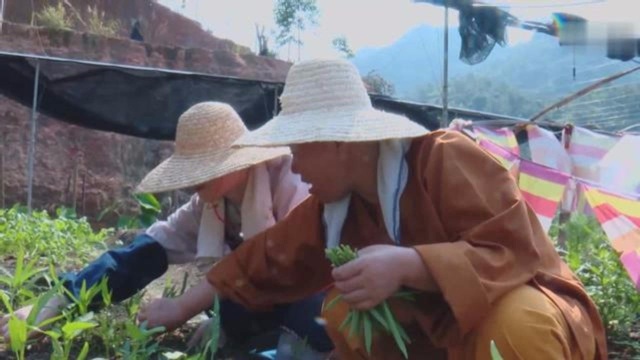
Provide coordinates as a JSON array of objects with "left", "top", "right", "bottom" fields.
[
  {"left": 234, "top": 58, "right": 428, "bottom": 147},
  {"left": 136, "top": 102, "right": 290, "bottom": 193}
]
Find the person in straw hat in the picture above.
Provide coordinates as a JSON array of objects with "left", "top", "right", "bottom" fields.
[
  {"left": 141, "top": 59, "right": 606, "bottom": 359},
  {"left": 1, "top": 102, "right": 333, "bottom": 359}
]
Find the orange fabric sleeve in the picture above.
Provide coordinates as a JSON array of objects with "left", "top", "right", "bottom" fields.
[{"left": 206, "top": 196, "right": 333, "bottom": 311}]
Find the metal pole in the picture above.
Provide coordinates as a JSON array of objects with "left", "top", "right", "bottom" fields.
[
  {"left": 27, "top": 60, "right": 40, "bottom": 214},
  {"left": 71, "top": 154, "right": 79, "bottom": 211},
  {"left": 81, "top": 169, "right": 86, "bottom": 217},
  {"left": 0, "top": 0, "right": 5, "bottom": 34},
  {"left": 0, "top": 131, "right": 5, "bottom": 209},
  {"left": 441, "top": 0, "right": 449, "bottom": 128}
]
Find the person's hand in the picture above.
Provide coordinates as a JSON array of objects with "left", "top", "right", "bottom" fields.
[
  {"left": 139, "top": 279, "right": 219, "bottom": 333},
  {"left": 1, "top": 294, "right": 69, "bottom": 343},
  {"left": 1, "top": 304, "right": 33, "bottom": 343},
  {"left": 186, "top": 317, "right": 227, "bottom": 350},
  {"left": 187, "top": 317, "right": 213, "bottom": 350},
  {"left": 332, "top": 244, "right": 414, "bottom": 310},
  {"left": 138, "top": 297, "right": 187, "bottom": 331}
]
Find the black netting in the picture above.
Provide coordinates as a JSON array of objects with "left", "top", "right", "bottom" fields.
[
  {"left": 0, "top": 54, "right": 282, "bottom": 140},
  {"left": 458, "top": 5, "right": 511, "bottom": 65},
  {"left": 0, "top": 53, "right": 452, "bottom": 138}
]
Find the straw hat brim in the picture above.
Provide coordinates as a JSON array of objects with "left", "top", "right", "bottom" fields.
[
  {"left": 234, "top": 108, "right": 429, "bottom": 147},
  {"left": 136, "top": 146, "right": 290, "bottom": 194}
]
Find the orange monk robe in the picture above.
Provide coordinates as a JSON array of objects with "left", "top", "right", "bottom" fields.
[{"left": 207, "top": 131, "right": 606, "bottom": 359}]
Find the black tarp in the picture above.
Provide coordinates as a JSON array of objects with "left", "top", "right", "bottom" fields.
[
  {"left": 0, "top": 52, "right": 283, "bottom": 140},
  {"left": 0, "top": 51, "right": 522, "bottom": 139}
]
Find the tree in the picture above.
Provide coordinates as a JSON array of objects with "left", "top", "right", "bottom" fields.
[
  {"left": 332, "top": 35, "right": 354, "bottom": 58},
  {"left": 255, "top": 24, "right": 277, "bottom": 58},
  {"left": 362, "top": 70, "right": 395, "bottom": 96},
  {"left": 414, "top": 74, "right": 542, "bottom": 118},
  {"left": 274, "top": 0, "right": 319, "bottom": 61}
]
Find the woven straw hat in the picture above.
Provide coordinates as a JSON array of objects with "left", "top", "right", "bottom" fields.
[
  {"left": 136, "top": 102, "right": 289, "bottom": 193},
  {"left": 234, "top": 58, "right": 428, "bottom": 147}
]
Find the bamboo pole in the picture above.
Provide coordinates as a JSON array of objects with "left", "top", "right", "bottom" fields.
[{"left": 530, "top": 65, "right": 640, "bottom": 122}]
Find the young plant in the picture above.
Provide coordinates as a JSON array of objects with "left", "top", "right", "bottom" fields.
[
  {"left": 0, "top": 205, "right": 110, "bottom": 269},
  {"left": 161, "top": 297, "right": 221, "bottom": 360},
  {"left": 61, "top": 279, "right": 103, "bottom": 316},
  {"left": 162, "top": 272, "right": 189, "bottom": 299},
  {"left": 0, "top": 249, "right": 47, "bottom": 309},
  {"left": 199, "top": 296, "right": 221, "bottom": 360},
  {"left": 89, "top": 277, "right": 124, "bottom": 358},
  {"left": 0, "top": 288, "right": 64, "bottom": 360},
  {"left": 0, "top": 291, "right": 28, "bottom": 360},
  {"left": 324, "top": 244, "right": 415, "bottom": 358},
  {"left": 99, "top": 193, "right": 162, "bottom": 230},
  {"left": 42, "top": 318, "right": 97, "bottom": 360},
  {"left": 118, "top": 320, "right": 166, "bottom": 359},
  {"left": 551, "top": 214, "right": 640, "bottom": 335},
  {"left": 125, "top": 290, "right": 146, "bottom": 319}
]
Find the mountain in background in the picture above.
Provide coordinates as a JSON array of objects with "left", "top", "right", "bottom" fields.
[{"left": 351, "top": 25, "right": 637, "bottom": 127}]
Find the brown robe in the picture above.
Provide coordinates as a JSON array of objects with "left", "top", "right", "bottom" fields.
[{"left": 207, "top": 130, "right": 606, "bottom": 359}]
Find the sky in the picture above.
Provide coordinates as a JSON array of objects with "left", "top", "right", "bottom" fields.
[{"left": 158, "top": 0, "right": 635, "bottom": 60}]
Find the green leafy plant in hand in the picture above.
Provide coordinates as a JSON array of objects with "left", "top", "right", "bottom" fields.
[
  {"left": 324, "top": 244, "right": 415, "bottom": 358},
  {"left": 490, "top": 340, "right": 504, "bottom": 360}
]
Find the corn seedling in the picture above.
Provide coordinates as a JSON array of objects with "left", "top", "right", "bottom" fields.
[
  {"left": 163, "top": 272, "right": 190, "bottom": 299},
  {"left": 325, "top": 244, "right": 415, "bottom": 358},
  {"left": 0, "top": 249, "right": 47, "bottom": 309},
  {"left": 118, "top": 320, "right": 166, "bottom": 359},
  {"left": 0, "top": 291, "right": 28, "bottom": 360},
  {"left": 99, "top": 193, "right": 162, "bottom": 230},
  {"left": 0, "top": 206, "right": 110, "bottom": 269},
  {"left": 1, "top": 287, "right": 65, "bottom": 360},
  {"left": 161, "top": 296, "right": 221, "bottom": 360},
  {"left": 41, "top": 318, "right": 97, "bottom": 360},
  {"left": 91, "top": 277, "right": 124, "bottom": 357},
  {"left": 61, "top": 278, "right": 103, "bottom": 316},
  {"left": 200, "top": 296, "right": 221, "bottom": 360}
]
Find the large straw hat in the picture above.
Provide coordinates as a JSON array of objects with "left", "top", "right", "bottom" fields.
[
  {"left": 136, "top": 102, "right": 290, "bottom": 193},
  {"left": 234, "top": 58, "right": 428, "bottom": 147}
]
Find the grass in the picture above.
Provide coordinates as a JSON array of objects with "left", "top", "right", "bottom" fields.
[{"left": 35, "top": 3, "right": 72, "bottom": 31}]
